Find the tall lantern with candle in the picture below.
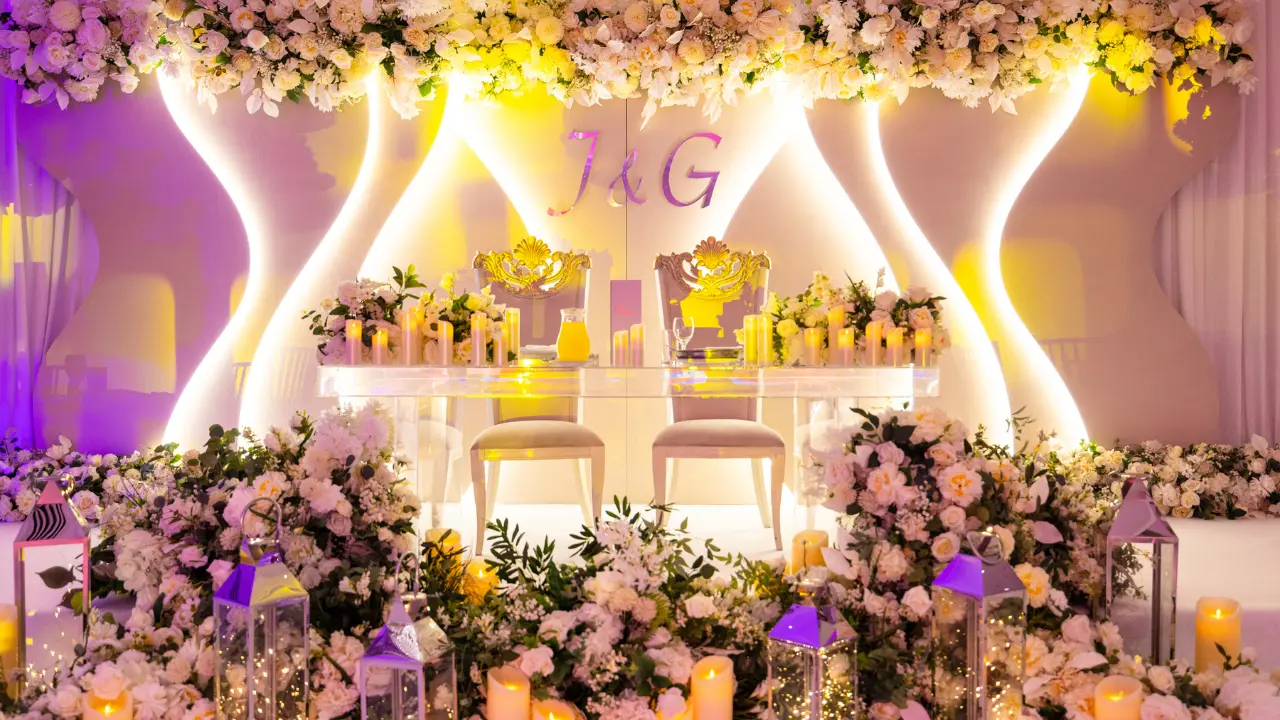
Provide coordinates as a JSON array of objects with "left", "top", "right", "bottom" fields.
[
  {"left": 766, "top": 578, "right": 858, "bottom": 720},
  {"left": 1105, "top": 473, "right": 1178, "bottom": 666},
  {"left": 213, "top": 499, "right": 309, "bottom": 720},
  {"left": 13, "top": 480, "right": 90, "bottom": 690},
  {"left": 358, "top": 588, "right": 456, "bottom": 720},
  {"left": 932, "top": 531, "right": 1027, "bottom": 720}
]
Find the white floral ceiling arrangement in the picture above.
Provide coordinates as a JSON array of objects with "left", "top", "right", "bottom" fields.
[{"left": 0, "top": 0, "right": 1256, "bottom": 122}]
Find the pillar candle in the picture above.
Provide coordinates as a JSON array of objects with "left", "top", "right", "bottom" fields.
[
  {"left": 532, "top": 698, "right": 580, "bottom": 720},
  {"left": 345, "top": 319, "right": 363, "bottom": 365},
  {"left": 82, "top": 691, "right": 133, "bottom": 720},
  {"left": 790, "top": 530, "right": 829, "bottom": 572},
  {"left": 758, "top": 316, "right": 773, "bottom": 366},
  {"left": 486, "top": 667, "right": 530, "bottom": 720},
  {"left": 437, "top": 320, "right": 453, "bottom": 366},
  {"left": 802, "top": 328, "right": 823, "bottom": 367},
  {"left": 836, "top": 328, "right": 856, "bottom": 367},
  {"left": 465, "top": 558, "right": 500, "bottom": 604},
  {"left": 886, "top": 327, "right": 906, "bottom": 367},
  {"left": 1093, "top": 676, "right": 1142, "bottom": 720},
  {"left": 630, "top": 324, "right": 645, "bottom": 367},
  {"left": 865, "top": 320, "right": 883, "bottom": 366},
  {"left": 493, "top": 326, "right": 509, "bottom": 367},
  {"left": 471, "top": 313, "right": 489, "bottom": 367},
  {"left": 371, "top": 328, "right": 389, "bottom": 366},
  {"left": 0, "top": 604, "right": 16, "bottom": 694},
  {"left": 505, "top": 308, "right": 522, "bottom": 361},
  {"left": 827, "top": 305, "right": 845, "bottom": 332},
  {"left": 399, "top": 312, "right": 420, "bottom": 365},
  {"left": 1195, "top": 597, "right": 1242, "bottom": 672},
  {"left": 914, "top": 328, "right": 933, "bottom": 368},
  {"left": 425, "top": 528, "right": 461, "bottom": 553},
  {"left": 743, "top": 315, "right": 760, "bottom": 366},
  {"left": 613, "top": 330, "right": 630, "bottom": 367},
  {"left": 690, "top": 656, "right": 734, "bottom": 720}
]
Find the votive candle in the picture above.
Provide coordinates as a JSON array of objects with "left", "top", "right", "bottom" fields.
[
  {"left": 505, "top": 308, "right": 521, "bottom": 361},
  {"left": 914, "top": 328, "right": 933, "bottom": 368},
  {"left": 865, "top": 320, "right": 883, "bottom": 366},
  {"left": 886, "top": 327, "right": 906, "bottom": 367},
  {"left": 399, "top": 311, "right": 420, "bottom": 365},
  {"left": 790, "top": 530, "right": 829, "bottom": 572},
  {"left": 690, "top": 656, "right": 734, "bottom": 720},
  {"left": 758, "top": 315, "right": 773, "bottom": 366},
  {"left": 486, "top": 666, "right": 530, "bottom": 720},
  {"left": 437, "top": 320, "right": 453, "bottom": 366},
  {"left": 82, "top": 691, "right": 133, "bottom": 720},
  {"left": 493, "top": 326, "right": 508, "bottom": 367},
  {"left": 802, "top": 327, "right": 824, "bottom": 367},
  {"left": 1093, "top": 675, "right": 1142, "bottom": 720},
  {"left": 827, "top": 304, "right": 845, "bottom": 332},
  {"left": 371, "top": 327, "right": 389, "bottom": 366},
  {"left": 613, "top": 330, "right": 630, "bottom": 367},
  {"left": 532, "top": 698, "right": 580, "bottom": 720},
  {"left": 630, "top": 324, "right": 645, "bottom": 367},
  {"left": 743, "top": 315, "right": 760, "bottom": 366},
  {"left": 345, "top": 319, "right": 363, "bottom": 365},
  {"left": 836, "top": 327, "right": 856, "bottom": 367},
  {"left": 1195, "top": 597, "right": 1241, "bottom": 672}
]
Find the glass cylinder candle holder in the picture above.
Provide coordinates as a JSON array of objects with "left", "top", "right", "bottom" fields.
[
  {"left": 213, "top": 499, "right": 309, "bottom": 720},
  {"left": 743, "top": 315, "right": 760, "bottom": 366},
  {"left": 372, "top": 328, "right": 389, "bottom": 366},
  {"left": 399, "top": 313, "right": 420, "bottom": 365},
  {"left": 766, "top": 579, "right": 857, "bottom": 720},
  {"left": 629, "top": 324, "right": 645, "bottom": 367},
  {"left": 915, "top": 328, "right": 933, "bottom": 368},
  {"left": 826, "top": 305, "right": 845, "bottom": 332},
  {"left": 471, "top": 314, "right": 489, "bottom": 367},
  {"left": 886, "top": 328, "right": 906, "bottom": 367},
  {"left": 865, "top": 321, "right": 883, "bottom": 366},
  {"left": 612, "top": 331, "right": 630, "bottom": 367},
  {"left": 802, "top": 328, "right": 823, "bottom": 367},
  {"left": 493, "top": 326, "right": 509, "bottom": 367},
  {"left": 758, "top": 315, "right": 773, "bottom": 366},
  {"left": 836, "top": 328, "right": 856, "bottom": 367},
  {"left": 436, "top": 321, "right": 452, "bottom": 366},
  {"left": 505, "top": 308, "right": 522, "bottom": 362},
  {"left": 932, "top": 531, "right": 1027, "bottom": 720},
  {"left": 1105, "top": 473, "right": 1178, "bottom": 666},
  {"left": 346, "top": 319, "right": 364, "bottom": 365}
]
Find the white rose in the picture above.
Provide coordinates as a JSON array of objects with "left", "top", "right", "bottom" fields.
[
  {"left": 931, "top": 532, "right": 961, "bottom": 562},
  {"left": 1148, "top": 665, "right": 1175, "bottom": 693},
  {"left": 515, "top": 645, "right": 555, "bottom": 678},
  {"left": 76, "top": 18, "right": 107, "bottom": 50},
  {"left": 1060, "top": 614, "right": 1094, "bottom": 645},
  {"left": 244, "top": 29, "right": 269, "bottom": 49},
  {"left": 939, "top": 505, "right": 967, "bottom": 531},
  {"left": 1140, "top": 694, "right": 1192, "bottom": 720},
  {"left": 1180, "top": 491, "right": 1200, "bottom": 508},
  {"left": 48, "top": 685, "right": 82, "bottom": 717},
  {"left": 684, "top": 593, "right": 717, "bottom": 619},
  {"left": 874, "top": 290, "right": 898, "bottom": 311},
  {"left": 902, "top": 586, "right": 932, "bottom": 617},
  {"left": 89, "top": 662, "right": 127, "bottom": 700},
  {"left": 230, "top": 6, "right": 257, "bottom": 31},
  {"left": 656, "top": 689, "right": 687, "bottom": 720},
  {"left": 48, "top": 0, "right": 82, "bottom": 31},
  {"left": 208, "top": 559, "right": 235, "bottom": 588},
  {"left": 179, "top": 545, "right": 208, "bottom": 568},
  {"left": 875, "top": 544, "right": 909, "bottom": 582}
]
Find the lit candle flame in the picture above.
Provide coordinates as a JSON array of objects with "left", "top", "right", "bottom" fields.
[
  {"left": 1214, "top": 609, "right": 1223, "bottom": 619},
  {"left": 1105, "top": 692, "right": 1125, "bottom": 702}
]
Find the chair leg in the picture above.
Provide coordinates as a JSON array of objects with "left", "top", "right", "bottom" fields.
[
  {"left": 589, "top": 448, "right": 605, "bottom": 523},
  {"left": 572, "top": 458, "right": 593, "bottom": 524},
  {"left": 485, "top": 461, "right": 502, "bottom": 520},
  {"left": 770, "top": 453, "right": 784, "bottom": 551},
  {"left": 668, "top": 458, "right": 681, "bottom": 504},
  {"left": 652, "top": 450, "right": 668, "bottom": 527},
  {"left": 470, "top": 448, "right": 486, "bottom": 555},
  {"left": 751, "top": 458, "right": 771, "bottom": 529},
  {"left": 430, "top": 446, "right": 449, "bottom": 529}
]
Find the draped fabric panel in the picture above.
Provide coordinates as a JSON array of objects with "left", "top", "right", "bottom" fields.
[
  {"left": 0, "top": 80, "right": 99, "bottom": 445},
  {"left": 1154, "top": 3, "right": 1280, "bottom": 445}
]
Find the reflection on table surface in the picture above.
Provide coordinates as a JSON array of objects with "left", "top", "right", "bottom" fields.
[{"left": 317, "top": 365, "right": 939, "bottom": 399}]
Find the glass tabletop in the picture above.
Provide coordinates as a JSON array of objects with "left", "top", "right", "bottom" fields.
[{"left": 317, "top": 364, "right": 939, "bottom": 399}]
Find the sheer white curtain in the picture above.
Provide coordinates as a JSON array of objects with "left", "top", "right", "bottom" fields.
[
  {"left": 0, "top": 81, "right": 99, "bottom": 446},
  {"left": 1154, "top": 3, "right": 1280, "bottom": 445}
]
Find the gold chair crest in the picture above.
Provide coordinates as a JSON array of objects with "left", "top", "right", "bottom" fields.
[
  {"left": 654, "top": 237, "right": 770, "bottom": 302},
  {"left": 473, "top": 237, "right": 591, "bottom": 299}
]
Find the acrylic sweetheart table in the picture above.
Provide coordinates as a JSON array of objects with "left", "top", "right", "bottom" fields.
[{"left": 317, "top": 364, "right": 940, "bottom": 528}]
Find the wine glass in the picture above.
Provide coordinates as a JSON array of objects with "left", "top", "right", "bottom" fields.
[{"left": 672, "top": 317, "right": 695, "bottom": 360}]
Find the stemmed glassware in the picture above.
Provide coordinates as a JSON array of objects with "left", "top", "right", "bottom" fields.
[{"left": 671, "top": 317, "right": 695, "bottom": 364}]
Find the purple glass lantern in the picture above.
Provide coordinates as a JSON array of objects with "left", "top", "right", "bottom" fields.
[
  {"left": 766, "top": 579, "right": 857, "bottom": 720},
  {"left": 213, "top": 499, "right": 309, "bottom": 720},
  {"left": 14, "top": 480, "right": 91, "bottom": 691},
  {"left": 1106, "top": 473, "right": 1177, "bottom": 665},
  {"left": 359, "top": 592, "right": 456, "bottom": 720},
  {"left": 932, "top": 532, "right": 1027, "bottom": 720}
]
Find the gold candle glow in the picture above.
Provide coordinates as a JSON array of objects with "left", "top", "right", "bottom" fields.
[
  {"left": 690, "top": 656, "right": 734, "bottom": 720},
  {"left": 345, "top": 319, "right": 363, "bottom": 365},
  {"left": 82, "top": 691, "right": 133, "bottom": 720},
  {"left": 743, "top": 315, "right": 760, "bottom": 366},
  {"left": 371, "top": 327, "right": 389, "bottom": 366},
  {"left": 0, "top": 604, "right": 16, "bottom": 696},
  {"left": 1195, "top": 597, "right": 1242, "bottom": 672},
  {"left": 505, "top": 308, "right": 521, "bottom": 361},
  {"left": 531, "top": 698, "right": 580, "bottom": 720},
  {"left": 836, "top": 327, "right": 856, "bottom": 367},
  {"left": 424, "top": 528, "right": 461, "bottom": 553},
  {"left": 629, "top": 324, "right": 645, "bottom": 367},
  {"left": 914, "top": 328, "right": 933, "bottom": 368},
  {"left": 486, "top": 666, "right": 530, "bottom": 720},
  {"left": 790, "top": 530, "right": 829, "bottom": 573},
  {"left": 865, "top": 320, "right": 883, "bottom": 366},
  {"left": 612, "top": 330, "right": 630, "bottom": 367},
  {"left": 471, "top": 313, "right": 489, "bottom": 367},
  {"left": 399, "top": 312, "right": 420, "bottom": 365},
  {"left": 802, "top": 328, "right": 824, "bottom": 367},
  {"left": 437, "top": 320, "right": 453, "bottom": 366},
  {"left": 1093, "top": 675, "right": 1142, "bottom": 720},
  {"left": 465, "top": 558, "right": 499, "bottom": 604},
  {"left": 886, "top": 327, "right": 906, "bottom": 367},
  {"left": 827, "top": 304, "right": 845, "bottom": 332},
  {"left": 757, "top": 315, "right": 773, "bottom": 366}
]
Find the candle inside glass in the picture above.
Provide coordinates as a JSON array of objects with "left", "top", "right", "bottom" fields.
[
  {"left": 690, "top": 656, "right": 734, "bottom": 720},
  {"left": 802, "top": 328, "right": 824, "bottom": 367},
  {"left": 837, "top": 328, "right": 856, "bottom": 367},
  {"left": 532, "top": 698, "right": 580, "bottom": 720},
  {"left": 82, "top": 691, "right": 133, "bottom": 720},
  {"left": 1093, "top": 675, "right": 1142, "bottom": 720},
  {"left": 471, "top": 313, "right": 489, "bottom": 367},
  {"left": 486, "top": 666, "right": 530, "bottom": 720},
  {"left": 1195, "top": 597, "right": 1242, "bottom": 672},
  {"left": 886, "top": 328, "right": 906, "bottom": 367},
  {"left": 437, "top": 320, "right": 453, "bottom": 366},
  {"left": 505, "top": 308, "right": 521, "bottom": 361},
  {"left": 827, "top": 305, "right": 845, "bottom": 332},
  {"left": 399, "top": 312, "right": 420, "bottom": 365},
  {"left": 743, "top": 315, "right": 760, "bottom": 366},
  {"left": 613, "top": 330, "right": 630, "bottom": 367},
  {"left": 371, "top": 328, "right": 389, "bottom": 366},
  {"left": 345, "top": 319, "right": 363, "bottom": 365},
  {"left": 790, "top": 530, "right": 829, "bottom": 573},
  {"left": 629, "top": 324, "right": 645, "bottom": 367},
  {"left": 914, "top": 328, "right": 933, "bottom": 368},
  {"left": 466, "top": 558, "right": 499, "bottom": 604},
  {"left": 757, "top": 315, "right": 773, "bottom": 366},
  {"left": 493, "top": 326, "right": 508, "bottom": 367},
  {"left": 865, "top": 321, "right": 883, "bottom": 366}
]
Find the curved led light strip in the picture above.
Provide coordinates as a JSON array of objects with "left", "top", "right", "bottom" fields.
[
  {"left": 980, "top": 66, "right": 1090, "bottom": 446},
  {"left": 863, "top": 102, "right": 1014, "bottom": 444},
  {"left": 160, "top": 73, "right": 272, "bottom": 447},
  {"left": 240, "top": 75, "right": 385, "bottom": 432}
]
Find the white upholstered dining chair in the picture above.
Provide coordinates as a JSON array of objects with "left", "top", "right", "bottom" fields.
[
  {"left": 469, "top": 238, "right": 603, "bottom": 554},
  {"left": 652, "top": 237, "right": 784, "bottom": 550}
]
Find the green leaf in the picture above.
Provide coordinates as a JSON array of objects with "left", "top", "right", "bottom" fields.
[{"left": 37, "top": 566, "right": 77, "bottom": 590}]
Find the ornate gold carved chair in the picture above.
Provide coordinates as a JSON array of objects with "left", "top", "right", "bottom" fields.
[
  {"left": 653, "top": 237, "right": 784, "bottom": 550},
  {"left": 470, "top": 238, "right": 602, "bottom": 554}
]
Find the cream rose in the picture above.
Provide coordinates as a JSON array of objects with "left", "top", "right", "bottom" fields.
[
  {"left": 48, "top": 0, "right": 82, "bottom": 31},
  {"left": 776, "top": 318, "right": 799, "bottom": 338},
  {"left": 931, "top": 532, "right": 961, "bottom": 562},
  {"left": 230, "top": 6, "right": 257, "bottom": 31},
  {"left": 535, "top": 16, "right": 564, "bottom": 44}
]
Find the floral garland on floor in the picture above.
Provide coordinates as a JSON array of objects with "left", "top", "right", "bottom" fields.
[
  {"left": 0, "top": 0, "right": 1256, "bottom": 119},
  {"left": 3, "top": 403, "right": 1280, "bottom": 719}
]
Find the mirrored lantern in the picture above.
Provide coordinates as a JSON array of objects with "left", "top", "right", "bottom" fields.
[
  {"left": 1105, "top": 473, "right": 1178, "bottom": 665},
  {"left": 213, "top": 499, "right": 309, "bottom": 720},
  {"left": 14, "top": 480, "right": 91, "bottom": 691},
  {"left": 932, "top": 532, "right": 1027, "bottom": 720},
  {"left": 359, "top": 593, "right": 457, "bottom": 720},
  {"left": 766, "top": 578, "right": 858, "bottom": 720}
]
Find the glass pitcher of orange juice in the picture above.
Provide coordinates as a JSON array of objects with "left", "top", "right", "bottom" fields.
[{"left": 556, "top": 308, "right": 590, "bottom": 362}]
